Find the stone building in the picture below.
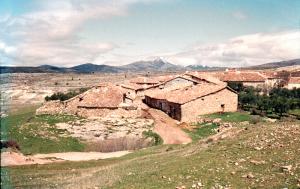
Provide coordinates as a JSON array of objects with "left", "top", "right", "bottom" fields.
[
  {"left": 216, "top": 71, "right": 267, "bottom": 88},
  {"left": 144, "top": 83, "right": 238, "bottom": 122},
  {"left": 36, "top": 84, "right": 140, "bottom": 118},
  {"left": 286, "top": 77, "right": 300, "bottom": 89}
]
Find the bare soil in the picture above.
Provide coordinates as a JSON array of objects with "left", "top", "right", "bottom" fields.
[
  {"left": 146, "top": 108, "right": 192, "bottom": 144},
  {"left": 1, "top": 150, "right": 130, "bottom": 166}
]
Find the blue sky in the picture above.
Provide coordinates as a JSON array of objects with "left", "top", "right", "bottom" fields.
[{"left": 0, "top": 0, "right": 299, "bottom": 67}]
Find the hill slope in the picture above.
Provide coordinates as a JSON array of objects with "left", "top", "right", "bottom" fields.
[
  {"left": 5, "top": 111, "right": 300, "bottom": 188},
  {"left": 246, "top": 59, "right": 300, "bottom": 70}
]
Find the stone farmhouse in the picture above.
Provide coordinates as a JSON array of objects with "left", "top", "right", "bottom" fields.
[
  {"left": 213, "top": 70, "right": 282, "bottom": 89},
  {"left": 37, "top": 72, "right": 238, "bottom": 122},
  {"left": 37, "top": 84, "right": 140, "bottom": 118},
  {"left": 144, "top": 83, "right": 238, "bottom": 122},
  {"left": 286, "top": 77, "right": 300, "bottom": 89},
  {"left": 119, "top": 74, "right": 222, "bottom": 103}
]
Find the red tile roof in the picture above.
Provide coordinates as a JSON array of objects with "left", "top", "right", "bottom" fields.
[
  {"left": 184, "top": 72, "right": 226, "bottom": 85},
  {"left": 146, "top": 83, "right": 228, "bottom": 104},
  {"left": 217, "top": 71, "right": 267, "bottom": 82},
  {"left": 289, "top": 77, "right": 300, "bottom": 84}
]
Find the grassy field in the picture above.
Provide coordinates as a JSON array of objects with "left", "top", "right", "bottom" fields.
[
  {"left": 204, "top": 112, "right": 257, "bottom": 123},
  {"left": 290, "top": 109, "right": 300, "bottom": 117},
  {"left": 185, "top": 123, "right": 219, "bottom": 141},
  {"left": 4, "top": 120, "right": 300, "bottom": 188},
  {"left": 1, "top": 107, "right": 85, "bottom": 155}
]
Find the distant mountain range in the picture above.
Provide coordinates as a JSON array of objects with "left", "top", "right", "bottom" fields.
[
  {"left": 245, "top": 59, "right": 300, "bottom": 70},
  {"left": 0, "top": 58, "right": 185, "bottom": 74},
  {"left": 1, "top": 58, "right": 299, "bottom": 74}
]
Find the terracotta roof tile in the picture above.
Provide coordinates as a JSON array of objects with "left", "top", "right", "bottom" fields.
[
  {"left": 146, "top": 83, "right": 227, "bottom": 104},
  {"left": 184, "top": 72, "right": 226, "bottom": 85},
  {"left": 218, "top": 71, "right": 267, "bottom": 82},
  {"left": 289, "top": 77, "right": 300, "bottom": 84}
]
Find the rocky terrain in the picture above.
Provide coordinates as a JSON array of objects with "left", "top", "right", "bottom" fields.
[{"left": 56, "top": 117, "right": 154, "bottom": 141}]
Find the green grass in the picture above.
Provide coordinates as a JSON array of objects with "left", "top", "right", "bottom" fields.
[
  {"left": 204, "top": 112, "right": 254, "bottom": 122},
  {"left": 0, "top": 107, "right": 85, "bottom": 154},
  {"left": 289, "top": 109, "right": 300, "bottom": 116},
  {"left": 185, "top": 123, "right": 218, "bottom": 141},
  {"left": 143, "top": 130, "right": 163, "bottom": 145},
  {"left": 5, "top": 122, "right": 300, "bottom": 189}
]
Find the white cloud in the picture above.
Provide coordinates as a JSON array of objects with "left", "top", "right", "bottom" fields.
[
  {"left": 165, "top": 31, "right": 300, "bottom": 67},
  {"left": 0, "top": 0, "right": 153, "bottom": 66}
]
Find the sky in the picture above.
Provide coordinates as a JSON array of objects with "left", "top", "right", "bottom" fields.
[{"left": 0, "top": 0, "right": 300, "bottom": 67}]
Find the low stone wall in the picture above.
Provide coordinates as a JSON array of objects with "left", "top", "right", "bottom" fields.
[{"left": 36, "top": 100, "right": 66, "bottom": 115}]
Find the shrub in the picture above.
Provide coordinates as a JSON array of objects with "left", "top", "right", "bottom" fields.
[
  {"left": 45, "top": 87, "right": 90, "bottom": 101},
  {"left": 143, "top": 130, "right": 163, "bottom": 145},
  {"left": 249, "top": 116, "right": 261, "bottom": 124},
  {"left": 1, "top": 140, "right": 20, "bottom": 150}
]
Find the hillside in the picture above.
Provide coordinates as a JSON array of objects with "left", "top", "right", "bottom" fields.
[
  {"left": 2, "top": 108, "right": 300, "bottom": 189},
  {"left": 245, "top": 59, "right": 300, "bottom": 70},
  {"left": 4, "top": 119, "right": 300, "bottom": 188},
  {"left": 70, "top": 63, "right": 121, "bottom": 73}
]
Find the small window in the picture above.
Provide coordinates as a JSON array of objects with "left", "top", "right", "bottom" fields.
[{"left": 221, "top": 104, "right": 225, "bottom": 108}]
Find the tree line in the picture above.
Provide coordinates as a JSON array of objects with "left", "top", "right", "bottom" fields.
[{"left": 228, "top": 82, "right": 300, "bottom": 117}]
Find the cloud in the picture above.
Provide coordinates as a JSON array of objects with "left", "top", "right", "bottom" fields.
[
  {"left": 166, "top": 31, "right": 300, "bottom": 67},
  {"left": 0, "top": 0, "right": 151, "bottom": 66}
]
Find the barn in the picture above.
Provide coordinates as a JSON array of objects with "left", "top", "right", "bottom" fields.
[{"left": 144, "top": 84, "right": 238, "bottom": 122}]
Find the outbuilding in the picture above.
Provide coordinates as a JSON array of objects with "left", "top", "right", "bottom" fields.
[{"left": 144, "top": 84, "right": 238, "bottom": 122}]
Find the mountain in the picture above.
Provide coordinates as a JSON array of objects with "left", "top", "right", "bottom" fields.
[
  {"left": 70, "top": 63, "right": 121, "bottom": 73},
  {"left": 120, "top": 58, "right": 184, "bottom": 72},
  {"left": 2, "top": 58, "right": 299, "bottom": 74},
  {"left": 0, "top": 58, "right": 185, "bottom": 74},
  {"left": 38, "top": 65, "right": 71, "bottom": 73},
  {"left": 245, "top": 59, "right": 300, "bottom": 70}
]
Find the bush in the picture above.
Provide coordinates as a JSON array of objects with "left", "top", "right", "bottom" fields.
[
  {"left": 249, "top": 116, "right": 261, "bottom": 124},
  {"left": 143, "top": 130, "right": 163, "bottom": 145},
  {"left": 45, "top": 87, "right": 89, "bottom": 101}
]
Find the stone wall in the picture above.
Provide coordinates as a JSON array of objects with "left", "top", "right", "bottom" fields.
[
  {"left": 36, "top": 100, "right": 66, "bottom": 115},
  {"left": 181, "top": 88, "right": 238, "bottom": 122}
]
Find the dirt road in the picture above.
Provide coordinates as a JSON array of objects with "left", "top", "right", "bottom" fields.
[{"left": 147, "top": 108, "right": 192, "bottom": 144}]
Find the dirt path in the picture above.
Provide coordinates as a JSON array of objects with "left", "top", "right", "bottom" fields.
[
  {"left": 1, "top": 151, "right": 130, "bottom": 166},
  {"left": 147, "top": 108, "right": 192, "bottom": 144}
]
